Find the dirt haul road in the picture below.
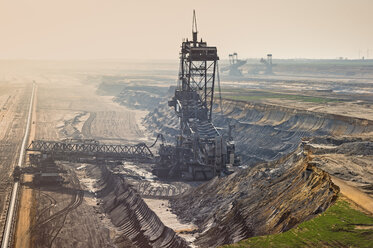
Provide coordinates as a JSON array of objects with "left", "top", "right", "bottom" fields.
[
  {"left": 0, "top": 83, "right": 31, "bottom": 243},
  {"left": 25, "top": 75, "right": 189, "bottom": 247},
  {"left": 331, "top": 176, "right": 373, "bottom": 215},
  {"left": 32, "top": 76, "right": 145, "bottom": 247},
  {"left": 14, "top": 83, "right": 38, "bottom": 248},
  {"left": 1, "top": 82, "right": 35, "bottom": 248}
]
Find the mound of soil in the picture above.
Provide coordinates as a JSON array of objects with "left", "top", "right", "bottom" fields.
[{"left": 170, "top": 148, "right": 339, "bottom": 247}]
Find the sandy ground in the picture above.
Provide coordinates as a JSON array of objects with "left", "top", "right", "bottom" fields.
[
  {"left": 30, "top": 76, "right": 132, "bottom": 247},
  {"left": 268, "top": 98, "right": 373, "bottom": 122},
  {"left": 0, "top": 82, "right": 30, "bottom": 242},
  {"left": 14, "top": 174, "right": 33, "bottom": 248},
  {"left": 313, "top": 153, "right": 373, "bottom": 193},
  {"left": 307, "top": 137, "right": 373, "bottom": 216},
  {"left": 25, "top": 74, "right": 190, "bottom": 247},
  {"left": 35, "top": 76, "right": 150, "bottom": 144},
  {"left": 143, "top": 198, "right": 197, "bottom": 246},
  {"left": 15, "top": 84, "right": 37, "bottom": 248},
  {"left": 4, "top": 61, "right": 371, "bottom": 247},
  {"left": 331, "top": 176, "right": 373, "bottom": 215}
]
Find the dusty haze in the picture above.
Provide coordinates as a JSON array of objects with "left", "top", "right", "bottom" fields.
[{"left": 0, "top": 0, "right": 372, "bottom": 60}]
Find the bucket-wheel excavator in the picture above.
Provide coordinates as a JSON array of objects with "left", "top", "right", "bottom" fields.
[{"left": 153, "top": 11, "right": 239, "bottom": 180}]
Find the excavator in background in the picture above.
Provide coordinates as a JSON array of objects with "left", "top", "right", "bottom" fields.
[
  {"left": 260, "top": 54, "right": 274, "bottom": 75},
  {"left": 221, "top": 52, "right": 247, "bottom": 77}
]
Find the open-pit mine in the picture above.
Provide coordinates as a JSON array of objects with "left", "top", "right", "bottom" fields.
[{"left": 1, "top": 12, "right": 373, "bottom": 248}]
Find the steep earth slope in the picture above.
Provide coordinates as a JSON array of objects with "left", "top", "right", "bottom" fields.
[
  {"left": 305, "top": 135, "right": 373, "bottom": 195},
  {"left": 215, "top": 100, "right": 373, "bottom": 164},
  {"left": 96, "top": 81, "right": 371, "bottom": 248},
  {"left": 100, "top": 81, "right": 372, "bottom": 167},
  {"left": 89, "top": 164, "right": 189, "bottom": 248},
  {"left": 170, "top": 148, "right": 339, "bottom": 247},
  {"left": 144, "top": 98, "right": 373, "bottom": 165}
]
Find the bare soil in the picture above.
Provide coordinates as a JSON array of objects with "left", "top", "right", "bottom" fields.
[
  {"left": 14, "top": 174, "right": 33, "bottom": 248},
  {"left": 331, "top": 176, "right": 373, "bottom": 215},
  {"left": 0, "top": 82, "right": 31, "bottom": 242},
  {"left": 2, "top": 60, "right": 373, "bottom": 247}
]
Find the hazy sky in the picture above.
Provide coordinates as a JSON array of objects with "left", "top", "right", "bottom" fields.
[{"left": 0, "top": 0, "right": 372, "bottom": 60}]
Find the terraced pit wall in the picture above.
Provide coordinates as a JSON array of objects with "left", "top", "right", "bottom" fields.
[
  {"left": 90, "top": 164, "right": 189, "bottom": 248},
  {"left": 143, "top": 98, "right": 373, "bottom": 165}
]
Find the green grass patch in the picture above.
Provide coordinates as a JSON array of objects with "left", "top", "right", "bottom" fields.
[{"left": 221, "top": 198, "right": 373, "bottom": 248}]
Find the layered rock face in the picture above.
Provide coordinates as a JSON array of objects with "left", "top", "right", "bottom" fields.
[
  {"left": 98, "top": 81, "right": 372, "bottom": 167},
  {"left": 305, "top": 135, "right": 373, "bottom": 156},
  {"left": 97, "top": 82, "right": 370, "bottom": 247},
  {"left": 93, "top": 165, "right": 189, "bottom": 248},
  {"left": 304, "top": 135, "right": 373, "bottom": 194},
  {"left": 170, "top": 149, "right": 339, "bottom": 247},
  {"left": 214, "top": 100, "right": 373, "bottom": 164},
  {"left": 144, "top": 98, "right": 373, "bottom": 165}
]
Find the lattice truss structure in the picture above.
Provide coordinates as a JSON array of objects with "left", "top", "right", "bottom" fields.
[
  {"left": 169, "top": 11, "right": 219, "bottom": 138},
  {"left": 179, "top": 43, "right": 218, "bottom": 122},
  {"left": 27, "top": 139, "right": 154, "bottom": 160}
]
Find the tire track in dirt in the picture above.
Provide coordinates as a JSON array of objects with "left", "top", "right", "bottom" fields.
[
  {"left": 81, "top": 112, "right": 96, "bottom": 139},
  {"left": 30, "top": 170, "right": 84, "bottom": 248}
]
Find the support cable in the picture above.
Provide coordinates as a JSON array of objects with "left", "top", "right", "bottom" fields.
[{"left": 217, "top": 62, "right": 224, "bottom": 115}]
